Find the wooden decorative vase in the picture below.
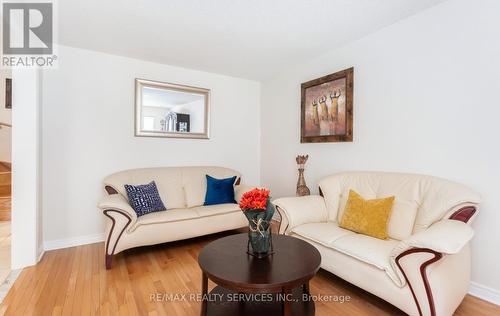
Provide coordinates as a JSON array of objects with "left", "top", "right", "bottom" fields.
[{"left": 296, "top": 155, "right": 311, "bottom": 196}]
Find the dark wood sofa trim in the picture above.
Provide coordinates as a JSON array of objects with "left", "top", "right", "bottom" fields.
[
  {"left": 391, "top": 206, "right": 476, "bottom": 316},
  {"left": 103, "top": 209, "right": 132, "bottom": 269},
  {"left": 449, "top": 206, "right": 476, "bottom": 223},
  {"left": 105, "top": 185, "right": 118, "bottom": 195},
  {"left": 395, "top": 248, "right": 443, "bottom": 316}
]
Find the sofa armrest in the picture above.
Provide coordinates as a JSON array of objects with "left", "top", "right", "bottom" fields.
[
  {"left": 273, "top": 195, "right": 328, "bottom": 234},
  {"left": 393, "top": 219, "right": 474, "bottom": 256},
  {"left": 390, "top": 219, "right": 473, "bottom": 285},
  {"left": 234, "top": 184, "right": 256, "bottom": 204},
  {"left": 99, "top": 194, "right": 135, "bottom": 269},
  {"left": 390, "top": 220, "right": 474, "bottom": 315},
  {"left": 98, "top": 194, "right": 137, "bottom": 224}
]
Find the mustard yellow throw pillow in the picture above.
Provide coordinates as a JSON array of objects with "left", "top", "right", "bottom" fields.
[{"left": 339, "top": 190, "right": 395, "bottom": 240}]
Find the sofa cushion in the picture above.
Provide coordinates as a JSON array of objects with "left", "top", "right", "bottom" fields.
[
  {"left": 104, "top": 167, "right": 186, "bottom": 209},
  {"left": 332, "top": 234, "right": 398, "bottom": 270},
  {"left": 203, "top": 175, "right": 237, "bottom": 206},
  {"left": 124, "top": 181, "right": 166, "bottom": 217},
  {"left": 328, "top": 177, "right": 419, "bottom": 240},
  {"left": 131, "top": 208, "right": 199, "bottom": 231},
  {"left": 339, "top": 190, "right": 395, "bottom": 240},
  {"left": 337, "top": 188, "right": 417, "bottom": 240},
  {"left": 104, "top": 166, "right": 242, "bottom": 210},
  {"left": 291, "top": 223, "right": 354, "bottom": 245},
  {"left": 386, "top": 198, "right": 419, "bottom": 240},
  {"left": 182, "top": 167, "right": 241, "bottom": 207},
  {"left": 192, "top": 203, "right": 241, "bottom": 218},
  {"left": 291, "top": 222, "right": 403, "bottom": 286},
  {"left": 130, "top": 204, "right": 244, "bottom": 232},
  {"left": 319, "top": 172, "right": 480, "bottom": 238},
  {"left": 331, "top": 234, "right": 401, "bottom": 285}
]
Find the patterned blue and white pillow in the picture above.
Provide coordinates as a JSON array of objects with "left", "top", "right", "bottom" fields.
[{"left": 124, "top": 181, "right": 166, "bottom": 217}]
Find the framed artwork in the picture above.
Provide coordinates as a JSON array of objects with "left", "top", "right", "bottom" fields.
[
  {"left": 5, "top": 78, "right": 12, "bottom": 109},
  {"left": 301, "top": 67, "right": 353, "bottom": 143}
]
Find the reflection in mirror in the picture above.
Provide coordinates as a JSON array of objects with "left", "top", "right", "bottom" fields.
[{"left": 135, "top": 79, "right": 210, "bottom": 139}]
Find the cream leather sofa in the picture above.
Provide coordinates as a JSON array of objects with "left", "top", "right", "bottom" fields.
[
  {"left": 98, "top": 166, "right": 250, "bottom": 269},
  {"left": 274, "top": 172, "right": 481, "bottom": 316}
]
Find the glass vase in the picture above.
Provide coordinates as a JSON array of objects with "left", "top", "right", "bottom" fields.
[
  {"left": 243, "top": 199, "right": 275, "bottom": 257},
  {"left": 248, "top": 225, "right": 272, "bottom": 255}
]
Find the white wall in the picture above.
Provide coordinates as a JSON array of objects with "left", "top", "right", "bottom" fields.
[
  {"left": 0, "top": 69, "right": 12, "bottom": 163},
  {"left": 42, "top": 45, "right": 260, "bottom": 245},
  {"left": 11, "top": 69, "right": 43, "bottom": 269},
  {"left": 261, "top": 0, "right": 500, "bottom": 300}
]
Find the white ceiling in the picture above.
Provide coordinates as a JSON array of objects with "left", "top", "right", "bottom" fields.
[{"left": 58, "top": 0, "right": 447, "bottom": 80}]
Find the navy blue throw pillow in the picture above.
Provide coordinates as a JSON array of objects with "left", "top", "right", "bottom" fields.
[
  {"left": 124, "top": 181, "right": 166, "bottom": 217},
  {"left": 204, "top": 175, "right": 237, "bottom": 206}
]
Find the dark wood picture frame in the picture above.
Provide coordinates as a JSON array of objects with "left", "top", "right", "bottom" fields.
[
  {"left": 5, "top": 78, "right": 12, "bottom": 109},
  {"left": 300, "top": 67, "right": 353, "bottom": 143}
]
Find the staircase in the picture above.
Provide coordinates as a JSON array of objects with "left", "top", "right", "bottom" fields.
[{"left": 0, "top": 163, "right": 11, "bottom": 221}]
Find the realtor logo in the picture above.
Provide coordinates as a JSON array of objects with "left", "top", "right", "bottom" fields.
[
  {"left": 1, "top": 1, "right": 57, "bottom": 67},
  {"left": 3, "top": 2, "right": 53, "bottom": 54}
]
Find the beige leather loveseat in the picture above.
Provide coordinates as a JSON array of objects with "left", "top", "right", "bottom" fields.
[
  {"left": 274, "top": 171, "right": 481, "bottom": 316},
  {"left": 98, "top": 166, "right": 251, "bottom": 269}
]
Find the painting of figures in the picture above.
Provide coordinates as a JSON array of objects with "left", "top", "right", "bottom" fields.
[{"left": 301, "top": 68, "right": 353, "bottom": 143}]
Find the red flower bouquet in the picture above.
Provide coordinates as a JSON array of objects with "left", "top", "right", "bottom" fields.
[
  {"left": 239, "top": 188, "right": 270, "bottom": 210},
  {"left": 239, "top": 188, "right": 275, "bottom": 257}
]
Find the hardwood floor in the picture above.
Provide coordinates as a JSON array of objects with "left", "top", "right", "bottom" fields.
[
  {"left": 0, "top": 164, "right": 11, "bottom": 221},
  {"left": 0, "top": 199, "right": 10, "bottom": 223},
  {"left": 0, "top": 164, "right": 9, "bottom": 173},
  {"left": 0, "top": 229, "right": 498, "bottom": 315},
  {"left": 0, "top": 222, "right": 10, "bottom": 286}
]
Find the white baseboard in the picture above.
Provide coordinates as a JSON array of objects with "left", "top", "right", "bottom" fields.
[
  {"left": 44, "top": 233, "right": 106, "bottom": 251},
  {"left": 469, "top": 281, "right": 500, "bottom": 306},
  {"left": 36, "top": 250, "right": 45, "bottom": 263}
]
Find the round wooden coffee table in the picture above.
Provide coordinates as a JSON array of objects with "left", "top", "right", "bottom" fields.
[{"left": 198, "top": 233, "right": 321, "bottom": 316}]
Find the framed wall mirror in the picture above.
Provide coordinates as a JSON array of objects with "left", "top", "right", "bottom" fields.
[{"left": 135, "top": 78, "right": 210, "bottom": 139}]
